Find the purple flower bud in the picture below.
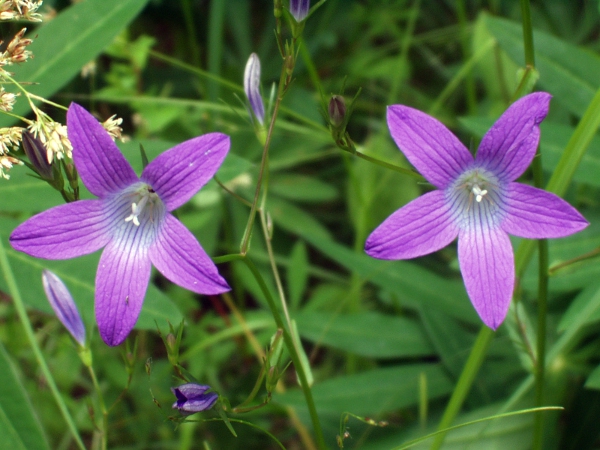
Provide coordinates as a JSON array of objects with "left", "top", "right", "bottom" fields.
[
  {"left": 42, "top": 270, "right": 86, "bottom": 346},
  {"left": 244, "top": 53, "right": 264, "bottom": 125},
  {"left": 290, "top": 0, "right": 310, "bottom": 22},
  {"left": 22, "top": 131, "right": 53, "bottom": 180},
  {"left": 328, "top": 95, "right": 346, "bottom": 127},
  {"left": 171, "top": 383, "right": 218, "bottom": 415}
]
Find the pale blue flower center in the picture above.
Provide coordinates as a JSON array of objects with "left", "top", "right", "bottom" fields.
[
  {"left": 447, "top": 167, "right": 504, "bottom": 229},
  {"left": 123, "top": 183, "right": 163, "bottom": 227}
]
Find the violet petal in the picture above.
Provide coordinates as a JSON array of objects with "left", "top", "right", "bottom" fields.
[
  {"left": 149, "top": 214, "right": 230, "bottom": 294},
  {"left": 141, "top": 133, "right": 229, "bottom": 211},
  {"left": 42, "top": 270, "right": 86, "bottom": 346},
  {"left": 365, "top": 190, "right": 459, "bottom": 259},
  {"left": 244, "top": 53, "right": 265, "bottom": 125},
  {"left": 387, "top": 105, "right": 473, "bottom": 189},
  {"left": 67, "top": 103, "right": 138, "bottom": 197},
  {"left": 458, "top": 226, "right": 514, "bottom": 330},
  {"left": 501, "top": 182, "right": 589, "bottom": 238},
  {"left": 10, "top": 200, "right": 111, "bottom": 259},
  {"left": 476, "top": 92, "right": 551, "bottom": 181},
  {"left": 95, "top": 240, "right": 151, "bottom": 346}
]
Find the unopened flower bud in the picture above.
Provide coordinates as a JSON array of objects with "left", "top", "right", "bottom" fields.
[
  {"left": 22, "top": 131, "right": 53, "bottom": 180},
  {"left": 244, "top": 53, "right": 265, "bottom": 126},
  {"left": 42, "top": 270, "right": 86, "bottom": 347},
  {"left": 289, "top": 0, "right": 309, "bottom": 22},
  {"left": 171, "top": 383, "right": 218, "bottom": 415},
  {"left": 328, "top": 95, "right": 346, "bottom": 128}
]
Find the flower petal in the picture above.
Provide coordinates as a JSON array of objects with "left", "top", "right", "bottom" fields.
[
  {"left": 95, "top": 239, "right": 151, "bottom": 346},
  {"left": 173, "top": 392, "right": 218, "bottom": 414},
  {"left": 476, "top": 92, "right": 551, "bottom": 181},
  {"left": 10, "top": 200, "right": 111, "bottom": 259},
  {"left": 365, "top": 190, "right": 459, "bottom": 259},
  {"left": 141, "top": 133, "right": 229, "bottom": 211},
  {"left": 42, "top": 270, "right": 86, "bottom": 346},
  {"left": 149, "top": 214, "right": 230, "bottom": 294},
  {"left": 458, "top": 226, "right": 514, "bottom": 329},
  {"left": 501, "top": 183, "right": 588, "bottom": 238},
  {"left": 387, "top": 105, "right": 473, "bottom": 189},
  {"left": 67, "top": 103, "right": 138, "bottom": 197},
  {"left": 244, "top": 53, "right": 264, "bottom": 125},
  {"left": 171, "top": 383, "right": 210, "bottom": 402}
]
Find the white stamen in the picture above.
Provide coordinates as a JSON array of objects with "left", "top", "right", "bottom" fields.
[
  {"left": 472, "top": 185, "right": 488, "bottom": 202},
  {"left": 124, "top": 193, "right": 150, "bottom": 226}
]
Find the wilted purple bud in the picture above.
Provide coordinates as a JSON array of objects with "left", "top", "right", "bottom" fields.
[
  {"left": 171, "top": 383, "right": 218, "bottom": 415},
  {"left": 328, "top": 95, "right": 346, "bottom": 127},
  {"left": 244, "top": 53, "right": 264, "bottom": 125},
  {"left": 290, "top": 0, "right": 309, "bottom": 22},
  {"left": 22, "top": 131, "right": 53, "bottom": 180},
  {"left": 42, "top": 270, "right": 86, "bottom": 346}
]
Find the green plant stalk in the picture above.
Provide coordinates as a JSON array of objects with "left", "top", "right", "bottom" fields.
[
  {"left": 207, "top": 0, "right": 225, "bottom": 102},
  {"left": 87, "top": 365, "right": 108, "bottom": 450},
  {"left": 240, "top": 59, "right": 288, "bottom": 254},
  {"left": 240, "top": 256, "right": 326, "bottom": 449},
  {"left": 429, "top": 326, "right": 494, "bottom": 450},
  {"left": 180, "top": 0, "right": 201, "bottom": 67},
  {"left": 456, "top": 0, "right": 476, "bottom": 114},
  {"left": 0, "top": 238, "right": 86, "bottom": 450},
  {"left": 399, "top": 406, "right": 562, "bottom": 450},
  {"left": 520, "top": 0, "right": 536, "bottom": 67}
]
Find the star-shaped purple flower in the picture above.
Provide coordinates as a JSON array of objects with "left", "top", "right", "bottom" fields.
[
  {"left": 11, "top": 103, "right": 230, "bottom": 346},
  {"left": 365, "top": 92, "right": 588, "bottom": 329},
  {"left": 171, "top": 383, "right": 218, "bottom": 415}
]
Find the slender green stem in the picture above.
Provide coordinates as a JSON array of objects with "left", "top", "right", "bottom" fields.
[
  {"left": 520, "top": 0, "right": 536, "bottom": 67},
  {"left": 240, "top": 61, "right": 288, "bottom": 254},
  {"left": 0, "top": 238, "right": 86, "bottom": 450},
  {"left": 87, "top": 365, "right": 108, "bottom": 450},
  {"left": 520, "top": 0, "right": 548, "bottom": 446},
  {"left": 239, "top": 255, "right": 326, "bottom": 449},
  {"left": 429, "top": 326, "right": 494, "bottom": 450}
]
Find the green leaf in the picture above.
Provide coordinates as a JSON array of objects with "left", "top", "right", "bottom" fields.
[
  {"left": 275, "top": 364, "right": 452, "bottom": 417},
  {"left": 295, "top": 311, "right": 435, "bottom": 358},
  {"left": 0, "top": 342, "right": 50, "bottom": 450},
  {"left": 4, "top": 0, "right": 150, "bottom": 123},
  {"left": 558, "top": 280, "right": 600, "bottom": 333},
  {"left": 270, "top": 174, "right": 338, "bottom": 203},
  {"left": 483, "top": 14, "right": 600, "bottom": 116},
  {"left": 585, "top": 364, "right": 600, "bottom": 390},
  {"left": 288, "top": 241, "right": 309, "bottom": 310},
  {"left": 303, "top": 233, "right": 479, "bottom": 324},
  {"left": 267, "top": 196, "right": 332, "bottom": 241}
]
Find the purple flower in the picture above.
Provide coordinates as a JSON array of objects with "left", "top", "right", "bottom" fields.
[
  {"left": 10, "top": 103, "right": 231, "bottom": 346},
  {"left": 289, "top": 0, "right": 310, "bottom": 22},
  {"left": 365, "top": 93, "right": 588, "bottom": 329},
  {"left": 171, "top": 383, "right": 218, "bottom": 415},
  {"left": 244, "top": 53, "right": 264, "bottom": 126},
  {"left": 42, "top": 270, "right": 86, "bottom": 346}
]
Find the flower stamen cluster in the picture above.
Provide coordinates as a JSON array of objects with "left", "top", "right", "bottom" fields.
[
  {"left": 0, "top": 87, "right": 17, "bottom": 111},
  {"left": 124, "top": 185, "right": 160, "bottom": 227},
  {"left": 28, "top": 117, "right": 72, "bottom": 163},
  {"left": 0, "top": 28, "right": 33, "bottom": 69},
  {"left": 0, "top": 0, "right": 43, "bottom": 22},
  {"left": 102, "top": 114, "right": 125, "bottom": 142},
  {"left": 0, "top": 126, "right": 23, "bottom": 177}
]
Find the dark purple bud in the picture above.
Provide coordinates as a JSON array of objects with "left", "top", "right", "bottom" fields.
[
  {"left": 290, "top": 0, "right": 310, "bottom": 22},
  {"left": 171, "top": 383, "right": 218, "bottom": 415},
  {"left": 244, "top": 53, "right": 265, "bottom": 125},
  {"left": 328, "top": 95, "right": 346, "bottom": 127},
  {"left": 22, "top": 131, "right": 53, "bottom": 180},
  {"left": 42, "top": 270, "right": 86, "bottom": 346}
]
